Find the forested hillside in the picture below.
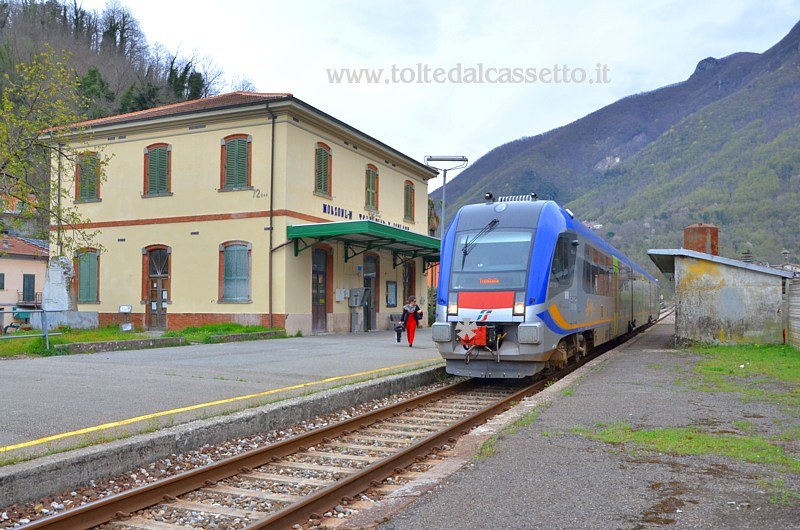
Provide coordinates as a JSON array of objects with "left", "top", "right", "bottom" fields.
[
  {"left": 0, "top": 0, "right": 237, "bottom": 119},
  {"left": 0, "top": 0, "right": 249, "bottom": 241},
  {"left": 436, "top": 20, "right": 800, "bottom": 271}
]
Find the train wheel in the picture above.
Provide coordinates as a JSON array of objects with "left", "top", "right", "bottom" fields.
[
  {"left": 550, "top": 340, "right": 569, "bottom": 370},
  {"left": 576, "top": 333, "right": 587, "bottom": 358}
]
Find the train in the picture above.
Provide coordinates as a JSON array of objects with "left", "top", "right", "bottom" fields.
[{"left": 432, "top": 193, "right": 660, "bottom": 378}]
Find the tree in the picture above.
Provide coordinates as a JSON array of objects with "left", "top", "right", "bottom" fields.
[{"left": 0, "top": 47, "right": 101, "bottom": 254}]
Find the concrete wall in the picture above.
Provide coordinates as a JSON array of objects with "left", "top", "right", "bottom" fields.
[
  {"left": 675, "top": 257, "right": 784, "bottom": 344},
  {"left": 30, "top": 310, "right": 99, "bottom": 330}
]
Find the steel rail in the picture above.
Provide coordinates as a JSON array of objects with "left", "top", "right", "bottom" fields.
[{"left": 241, "top": 376, "right": 556, "bottom": 530}]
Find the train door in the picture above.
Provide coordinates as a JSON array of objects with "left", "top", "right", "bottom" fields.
[{"left": 363, "top": 255, "right": 378, "bottom": 331}]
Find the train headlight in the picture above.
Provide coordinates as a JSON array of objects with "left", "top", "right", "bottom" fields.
[
  {"left": 513, "top": 291, "right": 525, "bottom": 316},
  {"left": 447, "top": 292, "right": 458, "bottom": 315}
]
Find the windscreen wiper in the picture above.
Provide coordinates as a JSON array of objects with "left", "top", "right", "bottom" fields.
[{"left": 461, "top": 218, "right": 499, "bottom": 268}]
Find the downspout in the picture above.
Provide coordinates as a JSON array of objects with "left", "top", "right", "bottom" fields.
[
  {"left": 267, "top": 103, "right": 276, "bottom": 328},
  {"left": 57, "top": 144, "right": 63, "bottom": 256}
]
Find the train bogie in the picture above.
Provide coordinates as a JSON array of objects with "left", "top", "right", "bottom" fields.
[{"left": 434, "top": 194, "right": 659, "bottom": 379}]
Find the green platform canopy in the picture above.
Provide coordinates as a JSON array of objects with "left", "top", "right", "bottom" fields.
[{"left": 287, "top": 220, "right": 440, "bottom": 269}]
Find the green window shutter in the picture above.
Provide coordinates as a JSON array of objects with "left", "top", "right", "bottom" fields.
[
  {"left": 365, "top": 167, "right": 377, "bottom": 209},
  {"left": 77, "top": 252, "right": 98, "bottom": 302},
  {"left": 224, "top": 245, "right": 249, "bottom": 301},
  {"left": 148, "top": 147, "right": 169, "bottom": 194},
  {"left": 404, "top": 183, "right": 414, "bottom": 220},
  {"left": 0, "top": 273, "right": 4, "bottom": 290},
  {"left": 315, "top": 146, "right": 330, "bottom": 194},
  {"left": 22, "top": 274, "right": 35, "bottom": 302},
  {"left": 79, "top": 154, "right": 98, "bottom": 200},
  {"left": 225, "top": 138, "right": 248, "bottom": 188}
]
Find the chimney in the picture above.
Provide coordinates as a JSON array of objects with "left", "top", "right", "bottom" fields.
[{"left": 683, "top": 223, "right": 719, "bottom": 256}]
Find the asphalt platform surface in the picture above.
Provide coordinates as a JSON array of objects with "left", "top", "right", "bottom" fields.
[
  {"left": 0, "top": 327, "right": 440, "bottom": 457},
  {"left": 363, "top": 316, "right": 800, "bottom": 530}
]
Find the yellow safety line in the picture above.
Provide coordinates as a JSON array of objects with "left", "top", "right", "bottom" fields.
[{"left": 0, "top": 358, "right": 442, "bottom": 453}]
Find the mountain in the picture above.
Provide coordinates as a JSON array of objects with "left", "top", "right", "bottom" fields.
[{"left": 434, "top": 20, "right": 800, "bottom": 271}]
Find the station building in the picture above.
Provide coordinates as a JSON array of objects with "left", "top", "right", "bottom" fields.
[{"left": 58, "top": 92, "right": 440, "bottom": 334}]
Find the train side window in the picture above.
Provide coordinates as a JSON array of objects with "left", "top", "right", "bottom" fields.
[{"left": 549, "top": 233, "right": 576, "bottom": 297}]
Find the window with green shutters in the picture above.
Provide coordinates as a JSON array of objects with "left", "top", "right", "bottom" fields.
[
  {"left": 404, "top": 181, "right": 415, "bottom": 221},
  {"left": 77, "top": 250, "right": 99, "bottom": 303},
  {"left": 314, "top": 143, "right": 331, "bottom": 196},
  {"left": 222, "top": 135, "right": 251, "bottom": 189},
  {"left": 145, "top": 144, "right": 170, "bottom": 195},
  {"left": 21, "top": 273, "right": 35, "bottom": 303},
  {"left": 77, "top": 152, "right": 99, "bottom": 201},
  {"left": 365, "top": 164, "right": 378, "bottom": 210},
  {"left": 221, "top": 242, "right": 251, "bottom": 302}
]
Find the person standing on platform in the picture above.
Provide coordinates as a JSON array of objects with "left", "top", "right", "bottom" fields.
[{"left": 401, "top": 296, "right": 422, "bottom": 347}]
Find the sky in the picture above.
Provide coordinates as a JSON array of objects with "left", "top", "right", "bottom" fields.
[{"left": 79, "top": 0, "right": 800, "bottom": 190}]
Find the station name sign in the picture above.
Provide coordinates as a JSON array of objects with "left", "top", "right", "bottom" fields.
[{"left": 322, "top": 203, "right": 410, "bottom": 231}]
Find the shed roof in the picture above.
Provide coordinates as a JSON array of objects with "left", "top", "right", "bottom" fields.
[{"left": 648, "top": 248, "right": 795, "bottom": 279}]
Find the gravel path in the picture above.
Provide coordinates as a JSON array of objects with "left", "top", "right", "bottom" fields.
[{"left": 377, "top": 321, "right": 800, "bottom": 530}]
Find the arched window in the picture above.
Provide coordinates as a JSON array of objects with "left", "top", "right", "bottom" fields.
[
  {"left": 404, "top": 180, "right": 415, "bottom": 221},
  {"left": 219, "top": 241, "right": 252, "bottom": 302},
  {"left": 144, "top": 143, "right": 171, "bottom": 196},
  {"left": 221, "top": 134, "right": 252, "bottom": 189},
  {"left": 365, "top": 164, "right": 379, "bottom": 210},
  {"left": 314, "top": 142, "right": 332, "bottom": 196}
]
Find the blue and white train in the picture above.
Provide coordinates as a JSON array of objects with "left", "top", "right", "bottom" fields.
[{"left": 432, "top": 193, "right": 659, "bottom": 378}]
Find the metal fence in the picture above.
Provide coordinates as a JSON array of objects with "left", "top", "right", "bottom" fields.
[
  {"left": 789, "top": 279, "right": 800, "bottom": 349},
  {"left": 0, "top": 309, "right": 62, "bottom": 349}
]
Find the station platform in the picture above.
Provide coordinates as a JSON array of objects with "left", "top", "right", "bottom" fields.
[{"left": 0, "top": 328, "right": 440, "bottom": 458}]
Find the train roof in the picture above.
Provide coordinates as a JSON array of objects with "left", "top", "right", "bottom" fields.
[{"left": 451, "top": 196, "right": 657, "bottom": 283}]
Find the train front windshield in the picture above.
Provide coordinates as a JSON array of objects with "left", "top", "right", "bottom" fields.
[{"left": 449, "top": 229, "right": 534, "bottom": 291}]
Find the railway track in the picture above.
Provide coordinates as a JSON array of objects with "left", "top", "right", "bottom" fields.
[
  {"left": 19, "top": 316, "right": 668, "bottom": 530},
  {"left": 19, "top": 378, "right": 563, "bottom": 530}
]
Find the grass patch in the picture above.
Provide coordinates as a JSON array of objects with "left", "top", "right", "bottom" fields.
[
  {"left": 0, "top": 325, "right": 149, "bottom": 358},
  {"left": 758, "top": 478, "right": 800, "bottom": 505},
  {"left": 580, "top": 420, "right": 800, "bottom": 473},
  {"left": 684, "top": 344, "right": 800, "bottom": 408},
  {"left": 690, "top": 344, "right": 800, "bottom": 382},
  {"left": 163, "top": 323, "right": 284, "bottom": 343},
  {"left": 476, "top": 409, "right": 541, "bottom": 461}
]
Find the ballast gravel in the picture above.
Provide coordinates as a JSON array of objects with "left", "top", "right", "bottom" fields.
[{"left": 0, "top": 381, "right": 453, "bottom": 528}]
